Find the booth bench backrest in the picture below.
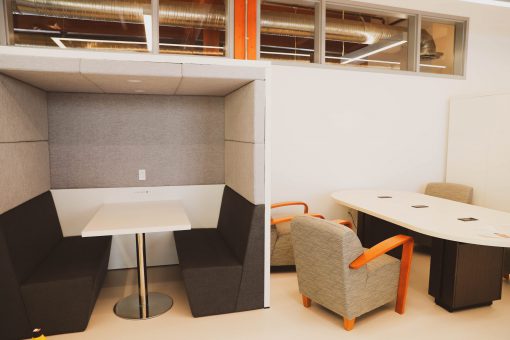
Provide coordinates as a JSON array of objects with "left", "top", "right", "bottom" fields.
[
  {"left": 0, "top": 191, "right": 64, "bottom": 339},
  {"left": 0, "top": 191, "right": 63, "bottom": 283},
  {"left": 217, "top": 185, "right": 265, "bottom": 311}
]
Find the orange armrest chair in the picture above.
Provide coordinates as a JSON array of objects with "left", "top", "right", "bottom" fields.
[{"left": 271, "top": 201, "right": 352, "bottom": 229}]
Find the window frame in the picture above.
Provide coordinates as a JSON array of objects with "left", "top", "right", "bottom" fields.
[
  {"left": 264, "top": 0, "right": 469, "bottom": 78},
  {"left": 0, "top": 0, "right": 469, "bottom": 77}
]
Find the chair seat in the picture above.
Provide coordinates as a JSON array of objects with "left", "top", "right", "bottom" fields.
[
  {"left": 175, "top": 229, "right": 241, "bottom": 269},
  {"left": 174, "top": 228, "right": 243, "bottom": 317},
  {"left": 20, "top": 236, "right": 111, "bottom": 335},
  {"left": 23, "top": 236, "right": 111, "bottom": 284}
]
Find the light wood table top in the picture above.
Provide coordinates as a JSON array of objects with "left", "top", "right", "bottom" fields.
[
  {"left": 332, "top": 190, "right": 510, "bottom": 247},
  {"left": 82, "top": 200, "right": 191, "bottom": 237}
]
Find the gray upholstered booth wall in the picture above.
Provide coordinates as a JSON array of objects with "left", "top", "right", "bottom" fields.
[
  {"left": 224, "top": 80, "right": 265, "bottom": 205},
  {"left": 0, "top": 74, "right": 50, "bottom": 214},
  {"left": 48, "top": 93, "right": 224, "bottom": 188}
]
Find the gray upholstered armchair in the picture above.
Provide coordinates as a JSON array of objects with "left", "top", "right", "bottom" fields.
[
  {"left": 291, "top": 216, "right": 414, "bottom": 331},
  {"left": 412, "top": 182, "right": 474, "bottom": 248},
  {"left": 425, "top": 182, "right": 474, "bottom": 204},
  {"left": 271, "top": 201, "right": 351, "bottom": 267}
]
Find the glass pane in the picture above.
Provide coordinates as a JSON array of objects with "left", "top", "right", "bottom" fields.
[
  {"left": 260, "top": 1, "right": 316, "bottom": 63},
  {"left": 420, "top": 19, "right": 462, "bottom": 75},
  {"left": 11, "top": 0, "right": 152, "bottom": 52},
  {"left": 159, "top": 0, "right": 226, "bottom": 56},
  {"left": 325, "top": 6, "right": 411, "bottom": 71}
]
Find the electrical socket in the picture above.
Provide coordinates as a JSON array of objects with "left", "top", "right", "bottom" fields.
[{"left": 138, "top": 169, "right": 146, "bottom": 181}]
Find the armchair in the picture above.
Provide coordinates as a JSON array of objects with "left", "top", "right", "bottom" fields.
[
  {"left": 412, "top": 182, "right": 474, "bottom": 248},
  {"left": 270, "top": 201, "right": 352, "bottom": 267},
  {"left": 291, "top": 216, "right": 414, "bottom": 331}
]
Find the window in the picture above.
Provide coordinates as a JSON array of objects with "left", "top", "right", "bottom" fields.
[
  {"left": 159, "top": 0, "right": 227, "bottom": 56},
  {"left": 325, "top": 4, "right": 414, "bottom": 71},
  {"left": 4, "top": 0, "right": 469, "bottom": 76},
  {"left": 420, "top": 18, "right": 466, "bottom": 76},
  {"left": 260, "top": 0, "right": 318, "bottom": 63},
  {"left": 10, "top": 0, "right": 153, "bottom": 52},
  {"left": 258, "top": 1, "right": 468, "bottom": 77}
]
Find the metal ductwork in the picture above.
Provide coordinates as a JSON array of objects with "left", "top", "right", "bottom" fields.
[
  {"left": 13, "top": 0, "right": 226, "bottom": 28},
  {"left": 260, "top": 10, "right": 404, "bottom": 44},
  {"left": 420, "top": 29, "right": 443, "bottom": 60},
  {"left": 13, "top": 0, "right": 442, "bottom": 57}
]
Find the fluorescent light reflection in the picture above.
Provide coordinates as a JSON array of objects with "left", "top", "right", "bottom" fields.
[
  {"left": 143, "top": 14, "right": 153, "bottom": 52},
  {"left": 341, "top": 40, "right": 407, "bottom": 65},
  {"left": 461, "top": 0, "right": 510, "bottom": 8},
  {"left": 51, "top": 37, "right": 66, "bottom": 48}
]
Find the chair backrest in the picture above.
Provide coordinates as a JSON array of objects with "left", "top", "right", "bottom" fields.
[
  {"left": 216, "top": 185, "right": 265, "bottom": 311},
  {"left": 291, "top": 216, "right": 367, "bottom": 313},
  {"left": 217, "top": 185, "right": 264, "bottom": 263},
  {"left": 425, "top": 182, "right": 473, "bottom": 204},
  {"left": 0, "top": 191, "right": 63, "bottom": 340}
]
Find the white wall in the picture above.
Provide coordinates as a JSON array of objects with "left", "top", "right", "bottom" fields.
[{"left": 270, "top": 0, "right": 510, "bottom": 220}]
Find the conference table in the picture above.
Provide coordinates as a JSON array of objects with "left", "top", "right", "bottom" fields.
[
  {"left": 82, "top": 200, "right": 191, "bottom": 320},
  {"left": 332, "top": 190, "right": 510, "bottom": 312}
]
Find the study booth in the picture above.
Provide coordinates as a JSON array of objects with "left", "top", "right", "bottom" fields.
[{"left": 0, "top": 47, "right": 271, "bottom": 339}]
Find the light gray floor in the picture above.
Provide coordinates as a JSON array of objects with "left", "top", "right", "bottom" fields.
[{"left": 48, "top": 252, "right": 510, "bottom": 339}]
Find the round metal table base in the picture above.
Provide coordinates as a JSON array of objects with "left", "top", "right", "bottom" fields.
[{"left": 114, "top": 292, "right": 173, "bottom": 320}]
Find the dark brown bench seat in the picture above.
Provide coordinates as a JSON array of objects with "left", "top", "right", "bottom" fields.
[
  {"left": 0, "top": 191, "right": 111, "bottom": 340},
  {"left": 174, "top": 186, "right": 265, "bottom": 317}
]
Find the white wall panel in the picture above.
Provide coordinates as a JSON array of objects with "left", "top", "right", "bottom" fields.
[
  {"left": 447, "top": 94, "right": 510, "bottom": 212},
  {"left": 225, "top": 141, "right": 265, "bottom": 205},
  {"left": 225, "top": 80, "right": 265, "bottom": 144}
]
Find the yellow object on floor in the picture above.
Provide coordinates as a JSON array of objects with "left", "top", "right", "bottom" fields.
[{"left": 32, "top": 328, "right": 46, "bottom": 340}]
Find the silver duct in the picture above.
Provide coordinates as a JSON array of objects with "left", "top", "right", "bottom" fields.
[
  {"left": 420, "top": 29, "right": 443, "bottom": 60},
  {"left": 13, "top": 0, "right": 403, "bottom": 44},
  {"left": 13, "top": 0, "right": 441, "bottom": 56},
  {"left": 261, "top": 10, "right": 403, "bottom": 44}
]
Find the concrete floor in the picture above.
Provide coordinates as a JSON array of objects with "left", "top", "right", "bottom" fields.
[{"left": 48, "top": 252, "right": 510, "bottom": 339}]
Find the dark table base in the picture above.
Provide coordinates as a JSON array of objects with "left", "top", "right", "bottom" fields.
[{"left": 357, "top": 212, "right": 504, "bottom": 312}]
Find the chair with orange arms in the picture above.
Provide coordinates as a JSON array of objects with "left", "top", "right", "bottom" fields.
[
  {"left": 291, "top": 215, "right": 414, "bottom": 331},
  {"left": 270, "top": 202, "right": 352, "bottom": 267}
]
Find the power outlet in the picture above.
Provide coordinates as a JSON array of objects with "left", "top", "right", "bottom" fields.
[{"left": 138, "top": 169, "right": 146, "bottom": 181}]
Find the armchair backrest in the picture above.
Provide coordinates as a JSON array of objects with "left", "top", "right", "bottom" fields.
[
  {"left": 425, "top": 182, "right": 473, "bottom": 204},
  {"left": 291, "top": 216, "right": 366, "bottom": 312}
]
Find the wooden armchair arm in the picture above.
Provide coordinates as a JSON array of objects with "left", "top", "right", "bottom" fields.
[
  {"left": 349, "top": 235, "right": 414, "bottom": 315},
  {"left": 271, "top": 201, "right": 309, "bottom": 214},
  {"left": 271, "top": 213, "right": 325, "bottom": 225},
  {"left": 330, "top": 219, "right": 353, "bottom": 229}
]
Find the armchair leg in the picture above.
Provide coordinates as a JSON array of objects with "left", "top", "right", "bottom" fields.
[
  {"left": 395, "top": 240, "right": 414, "bottom": 314},
  {"left": 343, "top": 318, "right": 355, "bottom": 331},
  {"left": 302, "top": 295, "right": 311, "bottom": 307}
]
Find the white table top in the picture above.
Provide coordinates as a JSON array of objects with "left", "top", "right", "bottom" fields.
[
  {"left": 82, "top": 200, "right": 191, "bottom": 237},
  {"left": 331, "top": 190, "right": 510, "bottom": 247}
]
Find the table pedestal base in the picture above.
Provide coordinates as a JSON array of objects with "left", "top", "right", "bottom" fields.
[
  {"left": 357, "top": 212, "right": 505, "bottom": 312},
  {"left": 114, "top": 292, "right": 173, "bottom": 320}
]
